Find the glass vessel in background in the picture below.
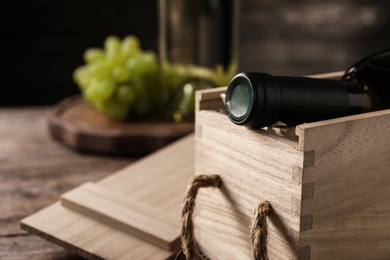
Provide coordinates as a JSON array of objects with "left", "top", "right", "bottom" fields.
[{"left": 158, "top": 0, "right": 240, "bottom": 121}]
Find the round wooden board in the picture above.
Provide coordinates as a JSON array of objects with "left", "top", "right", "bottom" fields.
[{"left": 48, "top": 96, "right": 194, "bottom": 155}]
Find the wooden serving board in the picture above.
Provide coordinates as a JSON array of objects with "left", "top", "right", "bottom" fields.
[
  {"left": 49, "top": 96, "right": 194, "bottom": 155},
  {"left": 21, "top": 134, "right": 195, "bottom": 259}
]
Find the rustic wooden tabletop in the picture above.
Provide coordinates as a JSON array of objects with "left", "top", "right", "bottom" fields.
[{"left": 0, "top": 107, "right": 135, "bottom": 259}]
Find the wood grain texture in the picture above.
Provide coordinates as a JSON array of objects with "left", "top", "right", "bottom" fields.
[
  {"left": 21, "top": 134, "right": 195, "bottom": 259},
  {"left": 194, "top": 73, "right": 390, "bottom": 259},
  {"left": 49, "top": 96, "right": 194, "bottom": 155},
  {"left": 295, "top": 110, "right": 390, "bottom": 259},
  {"left": 0, "top": 235, "right": 85, "bottom": 260},
  {"left": 195, "top": 109, "right": 303, "bottom": 260},
  {"left": 0, "top": 107, "right": 133, "bottom": 259},
  {"left": 60, "top": 182, "right": 179, "bottom": 251},
  {"left": 21, "top": 203, "right": 173, "bottom": 260}
]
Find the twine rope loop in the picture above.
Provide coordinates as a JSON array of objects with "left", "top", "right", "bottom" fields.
[
  {"left": 180, "top": 174, "right": 222, "bottom": 260},
  {"left": 180, "top": 174, "right": 272, "bottom": 260},
  {"left": 250, "top": 201, "right": 272, "bottom": 260}
]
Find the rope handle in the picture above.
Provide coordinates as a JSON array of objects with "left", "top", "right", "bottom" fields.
[{"left": 180, "top": 174, "right": 272, "bottom": 260}]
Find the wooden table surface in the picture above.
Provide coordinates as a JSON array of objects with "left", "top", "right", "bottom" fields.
[{"left": 0, "top": 107, "right": 137, "bottom": 259}]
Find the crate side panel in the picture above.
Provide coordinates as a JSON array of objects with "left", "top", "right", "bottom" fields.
[
  {"left": 297, "top": 110, "right": 390, "bottom": 259},
  {"left": 195, "top": 110, "right": 304, "bottom": 260}
]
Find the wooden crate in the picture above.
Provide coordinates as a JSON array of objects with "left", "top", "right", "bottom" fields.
[{"left": 194, "top": 72, "right": 390, "bottom": 259}]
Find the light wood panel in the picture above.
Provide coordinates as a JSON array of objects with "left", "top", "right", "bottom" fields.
[
  {"left": 21, "top": 134, "right": 195, "bottom": 259},
  {"left": 295, "top": 110, "right": 390, "bottom": 259},
  {"left": 22, "top": 203, "right": 173, "bottom": 260},
  {"left": 61, "top": 182, "right": 179, "bottom": 251},
  {"left": 195, "top": 109, "right": 303, "bottom": 260}
]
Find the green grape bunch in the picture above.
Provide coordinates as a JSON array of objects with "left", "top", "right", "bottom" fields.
[
  {"left": 73, "top": 35, "right": 236, "bottom": 121},
  {"left": 73, "top": 35, "right": 163, "bottom": 119}
]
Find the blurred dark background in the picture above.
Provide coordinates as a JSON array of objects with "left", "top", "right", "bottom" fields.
[{"left": 1, "top": 0, "right": 390, "bottom": 106}]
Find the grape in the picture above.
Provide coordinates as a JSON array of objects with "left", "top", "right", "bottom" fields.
[
  {"left": 73, "top": 35, "right": 237, "bottom": 120},
  {"left": 86, "top": 61, "right": 112, "bottom": 80},
  {"left": 73, "top": 66, "right": 91, "bottom": 90},
  {"left": 131, "top": 76, "right": 150, "bottom": 116},
  {"left": 171, "top": 79, "right": 214, "bottom": 122},
  {"left": 141, "top": 51, "right": 158, "bottom": 71},
  {"left": 121, "top": 35, "right": 140, "bottom": 58},
  {"left": 117, "top": 84, "right": 135, "bottom": 103},
  {"left": 112, "top": 66, "right": 129, "bottom": 83},
  {"left": 84, "top": 79, "right": 99, "bottom": 103},
  {"left": 85, "top": 78, "right": 115, "bottom": 102},
  {"left": 126, "top": 56, "right": 142, "bottom": 75},
  {"left": 83, "top": 48, "right": 104, "bottom": 64},
  {"left": 103, "top": 98, "right": 129, "bottom": 120},
  {"left": 104, "top": 35, "right": 122, "bottom": 65}
]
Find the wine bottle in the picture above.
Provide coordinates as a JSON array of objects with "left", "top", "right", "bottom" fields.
[
  {"left": 158, "top": 0, "right": 239, "bottom": 69},
  {"left": 158, "top": 0, "right": 240, "bottom": 121},
  {"left": 225, "top": 49, "right": 390, "bottom": 128}
]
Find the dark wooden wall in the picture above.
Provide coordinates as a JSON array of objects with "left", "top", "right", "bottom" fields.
[
  {"left": 239, "top": 0, "right": 390, "bottom": 75},
  {"left": 1, "top": 0, "right": 390, "bottom": 106}
]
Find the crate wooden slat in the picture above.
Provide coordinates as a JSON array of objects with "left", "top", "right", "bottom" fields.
[
  {"left": 194, "top": 73, "right": 390, "bottom": 259},
  {"left": 21, "top": 133, "right": 195, "bottom": 259},
  {"left": 21, "top": 202, "right": 174, "bottom": 260},
  {"left": 60, "top": 182, "right": 180, "bottom": 251}
]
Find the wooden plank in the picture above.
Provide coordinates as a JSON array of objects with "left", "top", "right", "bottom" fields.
[
  {"left": 0, "top": 235, "right": 85, "bottom": 260},
  {"left": 0, "top": 145, "right": 133, "bottom": 237},
  {"left": 21, "top": 203, "right": 173, "bottom": 260},
  {"left": 97, "top": 133, "right": 195, "bottom": 215},
  {"left": 61, "top": 182, "right": 179, "bottom": 251},
  {"left": 295, "top": 109, "right": 390, "bottom": 258},
  {"left": 195, "top": 109, "right": 303, "bottom": 260},
  {"left": 0, "top": 107, "right": 132, "bottom": 239},
  {"left": 196, "top": 86, "right": 227, "bottom": 101},
  {"left": 21, "top": 134, "right": 195, "bottom": 259},
  {"left": 196, "top": 86, "right": 226, "bottom": 112}
]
